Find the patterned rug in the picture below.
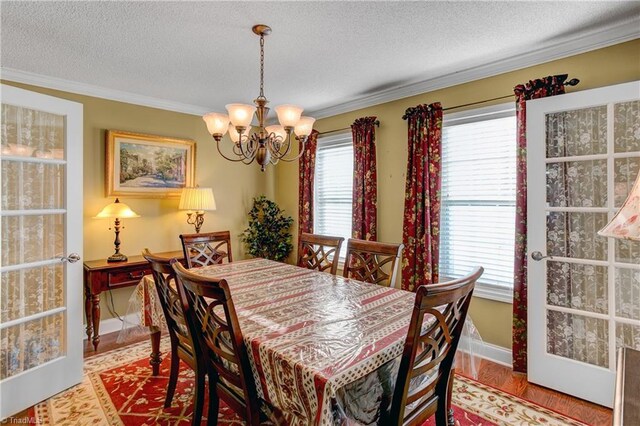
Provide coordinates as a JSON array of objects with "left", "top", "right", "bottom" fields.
[{"left": 29, "top": 339, "right": 587, "bottom": 426}]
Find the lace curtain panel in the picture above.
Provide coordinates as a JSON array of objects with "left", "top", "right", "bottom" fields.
[
  {"left": 1, "top": 104, "right": 66, "bottom": 380},
  {"left": 544, "top": 100, "right": 640, "bottom": 368}
]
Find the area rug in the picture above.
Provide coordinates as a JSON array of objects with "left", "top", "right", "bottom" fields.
[{"left": 29, "top": 339, "right": 587, "bottom": 426}]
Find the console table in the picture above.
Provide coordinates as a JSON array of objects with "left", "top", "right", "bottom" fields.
[{"left": 83, "top": 250, "right": 184, "bottom": 351}]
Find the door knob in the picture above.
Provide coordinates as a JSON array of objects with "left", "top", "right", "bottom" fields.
[
  {"left": 531, "top": 251, "right": 552, "bottom": 261},
  {"left": 61, "top": 253, "right": 81, "bottom": 263}
]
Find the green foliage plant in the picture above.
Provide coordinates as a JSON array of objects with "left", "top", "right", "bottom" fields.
[{"left": 241, "top": 196, "right": 293, "bottom": 261}]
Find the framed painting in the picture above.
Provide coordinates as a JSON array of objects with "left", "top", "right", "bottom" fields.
[{"left": 106, "top": 130, "right": 196, "bottom": 198}]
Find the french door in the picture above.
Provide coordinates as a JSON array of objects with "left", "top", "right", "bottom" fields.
[
  {"left": 527, "top": 81, "right": 640, "bottom": 407},
  {"left": 1, "top": 85, "right": 83, "bottom": 418}
]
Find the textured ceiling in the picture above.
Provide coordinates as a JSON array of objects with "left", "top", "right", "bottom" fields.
[{"left": 2, "top": 1, "right": 639, "bottom": 115}]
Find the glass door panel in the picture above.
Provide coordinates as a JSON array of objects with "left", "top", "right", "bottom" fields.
[
  {"left": 0, "top": 84, "right": 83, "bottom": 418},
  {"left": 527, "top": 81, "right": 640, "bottom": 407}
]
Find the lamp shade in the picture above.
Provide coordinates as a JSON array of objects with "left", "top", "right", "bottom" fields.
[
  {"left": 94, "top": 198, "right": 140, "bottom": 219},
  {"left": 226, "top": 104, "right": 256, "bottom": 128},
  {"left": 179, "top": 187, "right": 217, "bottom": 211},
  {"left": 203, "top": 112, "right": 230, "bottom": 136},
  {"left": 598, "top": 172, "right": 640, "bottom": 241},
  {"left": 274, "top": 104, "right": 303, "bottom": 128},
  {"left": 294, "top": 116, "right": 316, "bottom": 138}
]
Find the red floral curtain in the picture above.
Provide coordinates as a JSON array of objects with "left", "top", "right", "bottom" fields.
[
  {"left": 298, "top": 129, "right": 319, "bottom": 235},
  {"left": 401, "top": 103, "right": 443, "bottom": 292},
  {"left": 512, "top": 75, "right": 573, "bottom": 373},
  {"left": 351, "top": 117, "right": 378, "bottom": 240}
]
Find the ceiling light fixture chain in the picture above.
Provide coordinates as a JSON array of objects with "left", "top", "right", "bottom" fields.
[
  {"left": 258, "top": 33, "right": 265, "bottom": 100},
  {"left": 202, "top": 24, "right": 315, "bottom": 171}
]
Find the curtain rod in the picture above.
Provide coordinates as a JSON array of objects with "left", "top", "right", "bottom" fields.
[
  {"left": 444, "top": 77, "right": 580, "bottom": 111},
  {"left": 443, "top": 94, "right": 514, "bottom": 111},
  {"left": 317, "top": 120, "right": 380, "bottom": 136},
  {"left": 317, "top": 77, "right": 579, "bottom": 134}
]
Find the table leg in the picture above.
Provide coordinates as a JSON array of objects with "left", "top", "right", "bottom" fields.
[
  {"left": 91, "top": 294, "right": 101, "bottom": 351},
  {"left": 447, "top": 368, "right": 455, "bottom": 426},
  {"left": 84, "top": 285, "right": 93, "bottom": 343},
  {"left": 150, "top": 327, "right": 162, "bottom": 376}
]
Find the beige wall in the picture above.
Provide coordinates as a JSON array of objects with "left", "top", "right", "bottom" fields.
[
  {"left": 3, "top": 80, "right": 273, "bottom": 321},
  {"left": 274, "top": 39, "right": 640, "bottom": 349}
]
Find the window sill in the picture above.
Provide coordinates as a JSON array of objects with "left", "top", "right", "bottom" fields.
[{"left": 473, "top": 284, "right": 513, "bottom": 304}]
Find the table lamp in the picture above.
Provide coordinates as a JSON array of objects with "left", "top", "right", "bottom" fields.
[
  {"left": 598, "top": 172, "right": 640, "bottom": 241},
  {"left": 94, "top": 198, "right": 140, "bottom": 262},
  {"left": 179, "top": 187, "right": 217, "bottom": 233}
]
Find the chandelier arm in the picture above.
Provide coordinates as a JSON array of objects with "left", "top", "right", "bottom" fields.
[
  {"left": 243, "top": 135, "right": 259, "bottom": 159},
  {"left": 242, "top": 135, "right": 258, "bottom": 158},
  {"left": 275, "top": 133, "right": 294, "bottom": 159},
  {"left": 265, "top": 135, "right": 280, "bottom": 156},
  {"left": 232, "top": 139, "right": 248, "bottom": 158},
  {"left": 233, "top": 135, "right": 253, "bottom": 161},
  {"left": 274, "top": 137, "right": 307, "bottom": 163},
  {"left": 241, "top": 140, "right": 256, "bottom": 164},
  {"left": 216, "top": 139, "right": 249, "bottom": 162}
]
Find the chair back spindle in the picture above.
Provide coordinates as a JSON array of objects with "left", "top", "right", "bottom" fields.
[
  {"left": 180, "top": 231, "right": 232, "bottom": 268},
  {"left": 142, "top": 249, "right": 195, "bottom": 364},
  {"left": 343, "top": 238, "right": 404, "bottom": 287},
  {"left": 387, "top": 267, "right": 483, "bottom": 426},
  {"left": 297, "top": 233, "right": 345, "bottom": 275},
  {"left": 172, "top": 261, "right": 263, "bottom": 425}
]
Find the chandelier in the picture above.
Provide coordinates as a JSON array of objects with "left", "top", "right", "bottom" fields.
[{"left": 202, "top": 25, "right": 315, "bottom": 171}]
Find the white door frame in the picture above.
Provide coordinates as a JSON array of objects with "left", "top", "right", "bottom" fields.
[
  {"left": 0, "top": 84, "right": 84, "bottom": 418},
  {"left": 527, "top": 80, "right": 640, "bottom": 408}
]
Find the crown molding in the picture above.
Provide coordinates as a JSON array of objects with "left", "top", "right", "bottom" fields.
[
  {"left": 309, "top": 18, "right": 640, "bottom": 119},
  {"left": 0, "top": 68, "right": 211, "bottom": 116},
  {"left": 1, "top": 17, "right": 638, "bottom": 120}
]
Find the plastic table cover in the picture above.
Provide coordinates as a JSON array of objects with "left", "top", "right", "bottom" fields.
[{"left": 120, "top": 258, "right": 484, "bottom": 425}]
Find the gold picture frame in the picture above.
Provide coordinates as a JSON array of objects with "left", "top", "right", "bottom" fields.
[{"left": 106, "top": 130, "right": 196, "bottom": 198}]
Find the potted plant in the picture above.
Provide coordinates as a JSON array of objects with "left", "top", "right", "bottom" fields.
[{"left": 241, "top": 196, "right": 293, "bottom": 261}]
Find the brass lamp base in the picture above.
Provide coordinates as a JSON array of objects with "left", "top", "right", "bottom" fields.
[{"left": 107, "top": 252, "right": 128, "bottom": 263}]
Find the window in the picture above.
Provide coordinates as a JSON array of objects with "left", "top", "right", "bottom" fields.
[
  {"left": 314, "top": 132, "right": 353, "bottom": 259},
  {"left": 439, "top": 104, "right": 517, "bottom": 302}
]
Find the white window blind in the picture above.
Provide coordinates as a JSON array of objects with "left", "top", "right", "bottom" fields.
[
  {"left": 440, "top": 107, "right": 517, "bottom": 295},
  {"left": 314, "top": 133, "right": 353, "bottom": 259}
]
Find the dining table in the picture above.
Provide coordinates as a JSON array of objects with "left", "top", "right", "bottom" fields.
[{"left": 128, "top": 257, "right": 446, "bottom": 425}]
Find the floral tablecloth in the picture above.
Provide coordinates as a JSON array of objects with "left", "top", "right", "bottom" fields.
[{"left": 127, "top": 258, "right": 468, "bottom": 425}]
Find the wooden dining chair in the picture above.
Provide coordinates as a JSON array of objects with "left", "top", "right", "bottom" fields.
[
  {"left": 343, "top": 238, "right": 404, "bottom": 287},
  {"left": 172, "top": 260, "right": 278, "bottom": 425},
  {"left": 297, "top": 232, "right": 345, "bottom": 275},
  {"left": 385, "top": 267, "right": 483, "bottom": 426},
  {"left": 180, "top": 231, "right": 232, "bottom": 268},
  {"left": 141, "top": 249, "right": 205, "bottom": 426}
]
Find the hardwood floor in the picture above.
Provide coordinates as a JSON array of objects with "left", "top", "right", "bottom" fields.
[
  {"left": 3, "top": 331, "right": 612, "bottom": 425},
  {"left": 455, "top": 355, "right": 612, "bottom": 425}
]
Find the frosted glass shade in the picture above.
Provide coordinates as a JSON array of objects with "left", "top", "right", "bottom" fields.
[
  {"left": 94, "top": 198, "right": 140, "bottom": 219},
  {"left": 229, "top": 124, "right": 251, "bottom": 143},
  {"left": 202, "top": 112, "right": 229, "bottom": 136},
  {"left": 226, "top": 103, "right": 256, "bottom": 128},
  {"left": 598, "top": 171, "right": 640, "bottom": 241},
  {"left": 179, "top": 187, "right": 217, "bottom": 211},
  {"left": 294, "top": 116, "right": 316, "bottom": 137},
  {"left": 275, "top": 104, "right": 303, "bottom": 128},
  {"left": 265, "top": 125, "right": 287, "bottom": 141}
]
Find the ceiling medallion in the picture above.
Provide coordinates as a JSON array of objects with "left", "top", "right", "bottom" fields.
[{"left": 202, "top": 24, "right": 315, "bottom": 171}]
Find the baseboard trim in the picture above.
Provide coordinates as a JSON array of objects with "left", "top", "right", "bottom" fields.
[
  {"left": 459, "top": 337, "right": 512, "bottom": 368},
  {"left": 83, "top": 313, "right": 141, "bottom": 340}
]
